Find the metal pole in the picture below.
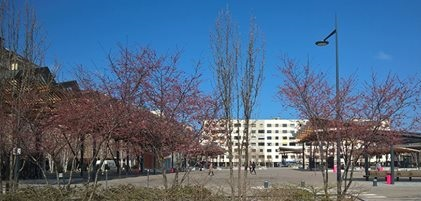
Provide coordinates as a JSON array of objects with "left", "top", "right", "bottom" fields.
[
  {"left": 364, "top": 147, "right": 369, "bottom": 181},
  {"left": 302, "top": 143, "right": 305, "bottom": 170},
  {"left": 334, "top": 16, "right": 342, "bottom": 197},
  {"left": 390, "top": 145, "right": 395, "bottom": 184}
]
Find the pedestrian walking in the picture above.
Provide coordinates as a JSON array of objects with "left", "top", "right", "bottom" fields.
[
  {"left": 208, "top": 163, "right": 214, "bottom": 176},
  {"left": 251, "top": 161, "right": 256, "bottom": 175}
]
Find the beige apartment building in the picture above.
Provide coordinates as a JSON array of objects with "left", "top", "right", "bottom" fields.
[{"left": 206, "top": 119, "right": 306, "bottom": 167}]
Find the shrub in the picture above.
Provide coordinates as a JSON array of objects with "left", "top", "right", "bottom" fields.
[{"left": 0, "top": 184, "right": 358, "bottom": 201}]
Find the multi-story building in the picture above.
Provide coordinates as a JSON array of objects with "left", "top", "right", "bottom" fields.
[{"left": 206, "top": 118, "right": 306, "bottom": 168}]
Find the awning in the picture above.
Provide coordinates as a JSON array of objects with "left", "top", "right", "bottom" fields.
[
  {"left": 395, "top": 146, "right": 421, "bottom": 153},
  {"left": 278, "top": 146, "right": 302, "bottom": 153}
]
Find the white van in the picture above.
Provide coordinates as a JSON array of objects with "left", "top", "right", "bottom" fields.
[{"left": 96, "top": 159, "right": 117, "bottom": 172}]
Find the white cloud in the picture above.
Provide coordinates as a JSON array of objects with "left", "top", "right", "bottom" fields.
[{"left": 375, "top": 51, "right": 392, "bottom": 60}]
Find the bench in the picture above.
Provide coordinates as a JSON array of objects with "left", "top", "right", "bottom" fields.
[
  {"left": 367, "top": 170, "right": 421, "bottom": 181},
  {"left": 367, "top": 170, "right": 389, "bottom": 180},
  {"left": 396, "top": 170, "right": 421, "bottom": 181}
]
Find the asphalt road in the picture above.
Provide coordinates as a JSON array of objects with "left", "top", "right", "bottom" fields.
[{"left": 20, "top": 167, "right": 421, "bottom": 200}]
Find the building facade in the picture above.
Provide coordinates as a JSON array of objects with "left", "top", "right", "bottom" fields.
[{"left": 207, "top": 118, "right": 305, "bottom": 168}]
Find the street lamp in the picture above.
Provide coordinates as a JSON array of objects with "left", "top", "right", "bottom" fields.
[{"left": 315, "top": 18, "right": 341, "bottom": 197}]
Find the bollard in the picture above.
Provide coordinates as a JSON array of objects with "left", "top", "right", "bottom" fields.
[
  {"left": 386, "top": 173, "right": 392, "bottom": 184},
  {"left": 373, "top": 178, "right": 377, "bottom": 186},
  {"left": 105, "top": 170, "right": 108, "bottom": 189},
  {"left": 58, "top": 173, "right": 63, "bottom": 186},
  {"left": 264, "top": 180, "right": 269, "bottom": 188},
  {"left": 300, "top": 181, "right": 305, "bottom": 187}
]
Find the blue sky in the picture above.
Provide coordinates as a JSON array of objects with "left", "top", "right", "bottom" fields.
[{"left": 24, "top": 0, "right": 421, "bottom": 119}]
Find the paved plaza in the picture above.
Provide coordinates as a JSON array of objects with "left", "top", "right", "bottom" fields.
[{"left": 87, "top": 167, "right": 421, "bottom": 201}]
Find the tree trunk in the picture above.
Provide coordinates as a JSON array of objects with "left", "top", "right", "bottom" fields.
[
  {"left": 236, "top": 122, "right": 242, "bottom": 199},
  {"left": 227, "top": 125, "right": 235, "bottom": 200},
  {"left": 160, "top": 156, "right": 168, "bottom": 189},
  {"left": 242, "top": 119, "right": 250, "bottom": 200},
  {"left": 8, "top": 154, "right": 14, "bottom": 192},
  {"left": 0, "top": 152, "right": 2, "bottom": 194},
  {"left": 66, "top": 157, "right": 76, "bottom": 189}
]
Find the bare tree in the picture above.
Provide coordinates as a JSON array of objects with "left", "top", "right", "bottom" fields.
[
  {"left": 239, "top": 17, "right": 264, "bottom": 197},
  {"left": 279, "top": 58, "right": 336, "bottom": 198},
  {"left": 211, "top": 9, "right": 265, "bottom": 199},
  {"left": 280, "top": 58, "right": 421, "bottom": 199},
  {"left": 0, "top": 0, "right": 48, "bottom": 192},
  {"left": 211, "top": 8, "right": 239, "bottom": 199}
]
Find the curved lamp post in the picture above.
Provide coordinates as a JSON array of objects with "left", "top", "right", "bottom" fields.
[{"left": 315, "top": 18, "right": 342, "bottom": 197}]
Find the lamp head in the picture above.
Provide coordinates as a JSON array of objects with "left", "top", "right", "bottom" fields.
[{"left": 315, "top": 40, "right": 329, "bottom": 46}]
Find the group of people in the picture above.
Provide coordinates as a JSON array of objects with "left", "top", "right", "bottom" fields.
[{"left": 206, "top": 161, "right": 257, "bottom": 176}]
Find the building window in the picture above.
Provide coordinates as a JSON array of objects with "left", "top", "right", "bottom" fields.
[
  {"left": 282, "top": 124, "right": 287, "bottom": 127},
  {"left": 11, "top": 62, "right": 18, "bottom": 70},
  {"left": 290, "top": 123, "right": 295, "bottom": 127},
  {"left": 275, "top": 155, "right": 279, "bottom": 159},
  {"left": 267, "top": 155, "right": 272, "bottom": 159},
  {"left": 258, "top": 137, "right": 265, "bottom": 140},
  {"left": 275, "top": 130, "right": 279, "bottom": 133},
  {"left": 251, "top": 143, "right": 256, "bottom": 146},
  {"left": 275, "top": 136, "right": 279, "bottom": 140},
  {"left": 282, "top": 130, "right": 288, "bottom": 133},
  {"left": 267, "top": 124, "right": 272, "bottom": 127},
  {"left": 275, "top": 124, "right": 279, "bottom": 127},
  {"left": 282, "top": 143, "right": 287, "bottom": 146},
  {"left": 267, "top": 136, "right": 272, "bottom": 140},
  {"left": 258, "top": 143, "right": 264, "bottom": 146},
  {"left": 290, "top": 137, "right": 296, "bottom": 140},
  {"left": 289, "top": 142, "right": 296, "bottom": 146},
  {"left": 251, "top": 149, "right": 256, "bottom": 152},
  {"left": 259, "top": 155, "right": 264, "bottom": 159},
  {"left": 267, "top": 149, "right": 272, "bottom": 152},
  {"left": 259, "top": 149, "right": 264, "bottom": 152},
  {"left": 234, "top": 123, "right": 241, "bottom": 127},
  {"left": 275, "top": 143, "right": 279, "bottom": 146},
  {"left": 251, "top": 124, "right": 256, "bottom": 127},
  {"left": 282, "top": 136, "right": 288, "bottom": 140},
  {"left": 251, "top": 130, "right": 256, "bottom": 133},
  {"left": 267, "top": 130, "right": 272, "bottom": 133},
  {"left": 258, "top": 130, "right": 264, "bottom": 133},
  {"left": 267, "top": 143, "right": 272, "bottom": 146}
]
